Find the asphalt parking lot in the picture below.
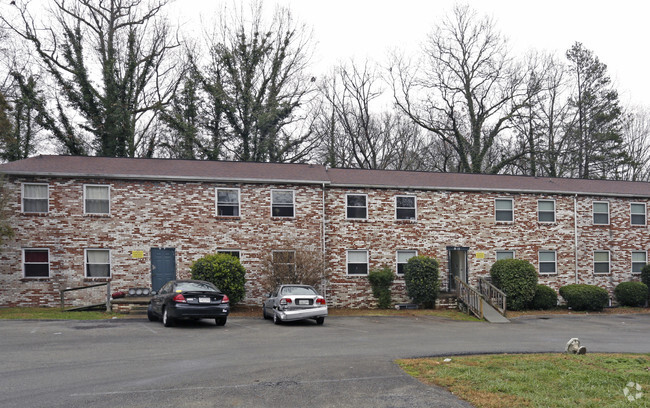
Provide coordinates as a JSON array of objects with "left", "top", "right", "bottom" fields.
[{"left": 1, "top": 313, "right": 649, "bottom": 408}]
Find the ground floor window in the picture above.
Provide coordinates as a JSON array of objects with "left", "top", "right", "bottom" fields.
[
  {"left": 538, "top": 251, "right": 556, "bottom": 274},
  {"left": 347, "top": 250, "right": 368, "bottom": 275},
  {"left": 23, "top": 249, "right": 50, "bottom": 278},
  {"left": 593, "top": 251, "right": 610, "bottom": 274},
  {"left": 396, "top": 250, "right": 417, "bottom": 275},
  {"left": 632, "top": 251, "right": 646, "bottom": 274},
  {"left": 217, "top": 250, "right": 241, "bottom": 259},
  {"left": 496, "top": 250, "right": 515, "bottom": 261},
  {"left": 272, "top": 250, "right": 296, "bottom": 275},
  {"left": 85, "top": 249, "right": 111, "bottom": 277}
]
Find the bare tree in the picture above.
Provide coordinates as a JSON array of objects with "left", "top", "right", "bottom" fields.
[
  {"left": 619, "top": 107, "right": 650, "bottom": 181},
  {"left": 390, "top": 5, "right": 535, "bottom": 174},
  {"left": 260, "top": 249, "right": 328, "bottom": 293}
]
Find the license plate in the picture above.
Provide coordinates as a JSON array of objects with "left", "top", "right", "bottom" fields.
[
  {"left": 298, "top": 300, "right": 309, "bottom": 305},
  {"left": 199, "top": 297, "right": 211, "bottom": 303}
]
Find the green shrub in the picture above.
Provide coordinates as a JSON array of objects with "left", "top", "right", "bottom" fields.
[
  {"left": 368, "top": 265, "right": 395, "bottom": 309},
  {"left": 529, "top": 285, "right": 558, "bottom": 310},
  {"left": 614, "top": 281, "right": 648, "bottom": 307},
  {"left": 559, "top": 284, "right": 609, "bottom": 311},
  {"left": 404, "top": 256, "right": 440, "bottom": 308},
  {"left": 190, "top": 253, "right": 246, "bottom": 304},
  {"left": 642, "top": 264, "right": 650, "bottom": 301},
  {"left": 490, "top": 259, "right": 537, "bottom": 311}
]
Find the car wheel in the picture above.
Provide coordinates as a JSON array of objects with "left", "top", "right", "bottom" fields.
[
  {"left": 162, "top": 307, "right": 174, "bottom": 327},
  {"left": 316, "top": 317, "right": 325, "bottom": 325},
  {"left": 215, "top": 317, "right": 227, "bottom": 326},
  {"left": 273, "top": 312, "right": 282, "bottom": 325},
  {"left": 147, "top": 304, "right": 157, "bottom": 322},
  {"left": 262, "top": 305, "right": 270, "bottom": 320}
]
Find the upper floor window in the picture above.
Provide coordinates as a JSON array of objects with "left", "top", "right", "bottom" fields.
[
  {"left": 496, "top": 250, "right": 515, "bottom": 261},
  {"left": 495, "top": 198, "right": 513, "bottom": 222},
  {"left": 84, "top": 185, "right": 110, "bottom": 214},
  {"left": 85, "top": 249, "right": 111, "bottom": 278},
  {"left": 539, "top": 250, "right": 557, "bottom": 274},
  {"left": 347, "top": 250, "right": 368, "bottom": 275},
  {"left": 538, "top": 200, "right": 555, "bottom": 223},
  {"left": 395, "top": 196, "right": 416, "bottom": 220},
  {"left": 23, "top": 249, "right": 50, "bottom": 278},
  {"left": 216, "top": 188, "right": 240, "bottom": 217},
  {"left": 396, "top": 250, "right": 417, "bottom": 275},
  {"left": 346, "top": 194, "right": 367, "bottom": 219},
  {"left": 630, "top": 203, "right": 646, "bottom": 226},
  {"left": 22, "top": 183, "right": 48, "bottom": 213},
  {"left": 593, "top": 251, "right": 610, "bottom": 274},
  {"left": 632, "top": 251, "right": 646, "bottom": 274},
  {"left": 593, "top": 201, "right": 609, "bottom": 225},
  {"left": 271, "top": 190, "right": 294, "bottom": 217}
]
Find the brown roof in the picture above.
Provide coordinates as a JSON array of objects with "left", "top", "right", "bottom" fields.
[{"left": 2, "top": 155, "right": 650, "bottom": 197}]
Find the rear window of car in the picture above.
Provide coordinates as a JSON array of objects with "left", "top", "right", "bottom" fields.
[
  {"left": 175, "top": 282, "right": 218, "bottom": 292},
  {"left": 281, "top": 286, "right": 317, "bottom": 296}
]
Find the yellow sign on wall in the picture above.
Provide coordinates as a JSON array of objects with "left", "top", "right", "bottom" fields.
[
  {"left": 131, "top": 250, "right": 144, "bottom": 259},
  {"left": 475, "top": 252, "right": 485, "bottom": 259}
]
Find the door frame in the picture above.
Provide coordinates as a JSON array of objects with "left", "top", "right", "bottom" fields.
[
  {"left": 150, "top": 247, "right": 176, "bottom": 292},
  {"left": 446, "top": 246, "right": 469, "bottom": 291}
]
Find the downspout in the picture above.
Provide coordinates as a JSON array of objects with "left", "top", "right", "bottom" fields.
[
  {"left": 321, "top": 182, "right": 327, "bottom": 298},
  {"left": 574, "top": 194, "right": 579, "bottom": 284}
]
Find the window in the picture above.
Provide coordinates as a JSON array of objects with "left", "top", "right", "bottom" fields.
[
  {"left": 539, "top": 251, "right": 557, "bottom": 274},
  {"left": 347, "top": 250, "right": 368, "bottom": 275},
  {"left": 272, "top": 250, "right": 295, "bottom": 275},
  {"left": 395, "top": 196, "right": 416, "bottom": 220},
  {"left": 631, "top": 203, "right": 646, "bottom": 226},
  {"left": 538, "top": 200, "right": 555, "bottom": 223},
  {"left": 632, "top": 251, "right": 646, "bottom": 274},
  {"left": 271, "top": 190, "right": 294, "bottom": 217},
  {"left": 84, "top": 185, "right": 110, "bottom": 214},
  {"left": 23, "top": 249, "right": 50, "bottom": 278},
  {"left": 216, "top": 188, "right": 240, "bottom": 217},
  {"left": 346, "top": 194, "right": 367, "bottom": 219},
  {"left": 495, "top": 198, "right": 513, "bottom": 222},
  {"left": 22, "top": 183, "right": 48, "bottom": 213},
  {"left": 593, "top": 251, "right": 610, "bottom": 274},
  {"left": 85, "top": 249, "right": 111, "bottom": 278},
  {"left": 496, "top": 250, "right": 515, "bottom": 261},
  {"left": 396, "top": 250, "right": 417, "bottom": 275},
  {"left": 217, "top": 250, "right": 240, "bottom": 259},
  {"left": 593, "top": 202, "right": 609, "bottom": 225}
]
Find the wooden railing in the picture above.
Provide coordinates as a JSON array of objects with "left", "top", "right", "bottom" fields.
[
  {"left": 60, "top": 282, "right": 111, "bottom": 312},
  {"left": 455, "top": 277, "right": 483, "bottom": 320},
  {"left": 477, "top": 277, "right": 507, "bottom": 316}
]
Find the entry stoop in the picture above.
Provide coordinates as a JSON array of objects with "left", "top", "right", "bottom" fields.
[
  {"left": 111, "top": 296, "right": 151, "bottom": 315},
  {"left": 436, "top": 292, "right": 459, "bottom": 309}
]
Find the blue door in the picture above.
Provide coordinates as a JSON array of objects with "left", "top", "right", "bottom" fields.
[{"left": 151, "top": 248, "right": 176, "bottom": 292}]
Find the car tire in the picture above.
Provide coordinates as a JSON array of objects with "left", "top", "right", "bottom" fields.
[
  {"left": 316, "top": 317, "right": 325, "bottom": 325},
  {"left": 273, "top": 312, "right": 282, "bottom": 325},
  {"left": 262, "top": 305, "right": 270, "bottom": 320},
  {"left": 215, "top": 317, "right": 227, "bottom": 326},
  {"left": 162, "top": 307, "right": 174, "bottom": 327},
  {"left": 147, "top": 304, "right": 157, "bottom": 322}
]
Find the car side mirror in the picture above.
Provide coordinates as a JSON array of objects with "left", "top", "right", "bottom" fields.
[{"left": 266, "top": 293, "right": 271, "bottom": 298}]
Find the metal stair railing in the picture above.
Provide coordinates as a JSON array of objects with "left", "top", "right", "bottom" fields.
[
  {"left": 477, "top": 277, "right": 507, "bottom": 316},
  {"left": 455, "top": 277, "right": 483, "bottom": 320}
]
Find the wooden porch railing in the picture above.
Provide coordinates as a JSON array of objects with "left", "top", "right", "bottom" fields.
[
  {"left": 60, "top": 282, "right": 111, "bottom": 312},
  {"left": 477, "top": 277, "right": 507, "bottom": 316},
  {"left": 455, "top": 277, "right": 483, "bottom": 320}
]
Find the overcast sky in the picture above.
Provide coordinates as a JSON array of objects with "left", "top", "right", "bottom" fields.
[{"left": 171, "top": 0, "right": 650, "bottom": 108}]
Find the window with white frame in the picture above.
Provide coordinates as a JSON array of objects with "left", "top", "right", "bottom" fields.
[
  {"left": 593, "top": 251, "right": 610, "bottom": 274},
  {"left": 23, "top": 249, "right": 50, "bottom": 278},
  {"left": 593, "top": 202, "right": 609, "bottom": 225},
  {"left": 631, "top": 203, "right": 646, "bottom": 226},
  {"left": 538, "top": 200, "right": 555, "bottom": 222},
  {"left": 495, "top": 198, "right": 513, "bottom": 222},
  {"left": 84, "top": 185, "right": 110, "bottom": 214},
  {"left": 395, "top": 196, "right": 416, "bottom": 220},
  {"left": 217, "top": 250, "right": 241, "bottom": 259},
  {"left": 272, "top": 250, "right": 295, "bottom": 275},
  {"left": 271, "top": 190, "right": 294, "bottom": 217},
  {"left": 22, "top": 183, "right": 48, "bottom": 213},
  {"left": 347, "top": 250, "right": 368, "bottom": 275},
  {"left": 396, "top": 250, "right": 417, "bottom": 275},
  {"left": 216, "top": 188, "right": 240, "bottom": 216},
  {"left": 632, "top": 251, "right": 646, "bottom": 274},
  {"left": 346, "top": 194, "right": 367, "bottom": 219},
  {"left": 496, "top": 250, "right": 515, "bottom": 261},
  {"left": 539, "top": 251, "right": 557, "bottom": 274},
  {"left": 85, "top": 249, "right": 111, "bottom": 278}
]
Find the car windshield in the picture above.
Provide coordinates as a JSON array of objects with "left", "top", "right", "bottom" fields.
[
  {"left": 176, "top": 282, "right": 218, "bottom": 292},
  {"left": 280, "top": 286, "right": 317, "bottom": 296}
]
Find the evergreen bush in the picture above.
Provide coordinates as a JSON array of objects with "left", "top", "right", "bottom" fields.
[
  {"left": 641, "top": 264, "right": 650, "bottom": 302},
  {"left": 529, "top": 284, "right": 558, "bottom": 310},
  {"left": 190, "top": 253, "right": 246, "bottom": 304},
  {"left": 490, "top": 259, "right": 537, "bottom": 311},
  {"left": 559, "top": 284, "right": 609, "bottom": 311},
  {"left": 404, "top": 256, "right": 440, "bottom": 308},
  {"left": 368, "top": 265, "right": 395, "bottom": 309},
  {"left": 614, "top": 281, "right": 648, "bottom": 307}
]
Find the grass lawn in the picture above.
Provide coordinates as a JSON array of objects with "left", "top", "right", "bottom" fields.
[
  {"left": 0, "top": 307, "right": 123, "bottom": 320},
  {"left": 398, "top": 353, "right": 650, "bottom": 408}
]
